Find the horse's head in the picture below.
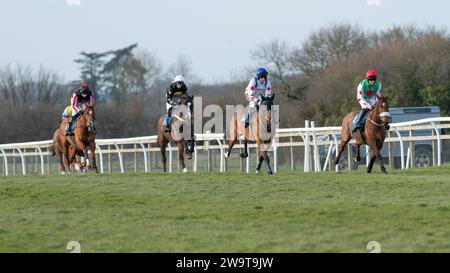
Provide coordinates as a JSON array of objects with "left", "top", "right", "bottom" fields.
[
  {"left": 376, "top": 95, "right": 390, "bottom": 123},
  {"left": 172, "top": 94, "right": 184, "bottom": 106},
  {"left": 259, "top": 94, "right": 274, "bottom": 122},
  {"left": 79, "top": 106, "right": 95, "bottom": 132}
]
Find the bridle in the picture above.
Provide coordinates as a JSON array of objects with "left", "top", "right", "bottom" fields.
[
  {"left": 257, "top": 100, "right": 273, "bottom": 133},
  {"left": 367, "top": 101, "right": 390, "bottom": 127},
  {"left": 75, "top": 109, "right": 95, "bottom": 132}
]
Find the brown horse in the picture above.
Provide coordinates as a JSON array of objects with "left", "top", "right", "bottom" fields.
[
  {"left": 333, "top": 95, "right": 390, "bottom": 173},
  {"left": 157, "top": 94, "right": 195, "bottom": 173},
  {"left": 58, "top": 106, "right": 98, "bottom": 173},
  {"left": 225, "top": 95, "right": 275, "bottom": 174},
  {"left": 50, "top": 128, "right": 84, "bottom": 174}
]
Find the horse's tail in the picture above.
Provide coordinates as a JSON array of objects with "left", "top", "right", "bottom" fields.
[
  {"left": 48, "top": 144, "right": 56, "bottom": 157},
  {"left": 230, "top": 111, "right": 238, "bottom": 141}
]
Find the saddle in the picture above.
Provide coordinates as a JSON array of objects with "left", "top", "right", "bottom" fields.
[
  {"left": 67, "top": 115, "right": 81, "bottom": 134},
  {"left": 352, "top": 112, "right": 367, "bottom": 131}
]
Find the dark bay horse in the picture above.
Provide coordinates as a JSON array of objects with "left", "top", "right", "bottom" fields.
[
  {"left": 58, "top": 106, "right": 98, "bottom": 173},
  {"left": 225, "top": 95, "right": 275, "bottom": 174},
  {"left": 333, "top": 95, "right": 390, "bottom": 173},
  {"left": 157, "top": 94, "right": 195, "bottom": 172}
]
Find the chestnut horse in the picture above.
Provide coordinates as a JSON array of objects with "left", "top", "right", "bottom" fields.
[
  {"left": 225, "top": 95, "right": 275, "bottom": 174},
  {"left": 58, "top": 106, "right": 98, "bottom": 173},
  {"left": 50, "top": 129, "right": 84, "bottom": 174},
  {"left": 333, "top": 95, "right": 390, "bottom": 173},
  {"left": 157, "top": 94, "right": 195, "bottom": 172}
]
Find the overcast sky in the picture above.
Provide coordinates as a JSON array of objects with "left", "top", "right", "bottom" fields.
[{"left": 1, "top": 0, "right": 449, "bottom": 84}]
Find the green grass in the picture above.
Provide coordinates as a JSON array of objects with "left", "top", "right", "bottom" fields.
[{"left": 2, "top": 166, "right": 450, "bottom": 252}]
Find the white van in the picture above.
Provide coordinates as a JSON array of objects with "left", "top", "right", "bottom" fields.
[{"left": 382, "top": 106, "right": 440, "bottom": 168}]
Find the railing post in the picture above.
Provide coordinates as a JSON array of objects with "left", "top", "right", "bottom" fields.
[
  {"left": 139, "top": 142, "right": 148, "bottom": 173},
  {"left": 35, "top": 146, "right": 45, "bottom": 175},
  {"left": 290, "top": 136, "right": 294, "bottom": 171},
  {"left": 310, "top": 121, "right": 320, "bottom": 172},
  {"left": 113, "top": 143, "right": 124, "bottom": 173},
  {"left": 0, "top": 149, "right": 8, "bottom": 176},
  {"left": 273, "top": 137, "right": 278, "bottom": 173},
  {"left": 393, "top": 128, "right": 405, "bottom": 170},
  {"left": 330, "top": 133, "right": 339, "bottom": 172},
  {"left": 431, "top": 121, "right": 442, "bottom": 166},
  {"left": 304, "top": 120, "right": 310, "bottom": 172},
  {"left": 168, "top": 143, "right": 172, "bottom": 173},
  {"left": 96, "top": 144, "right": 104, "bottom": 174},
  {"left": 15, "top": 148, "right": 26, "bottom": 175}
]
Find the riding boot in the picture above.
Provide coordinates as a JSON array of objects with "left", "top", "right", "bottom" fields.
[
  {"left": 244, "top": 112, "right": 250, "bottom": 128},
  {"left": 164, "top": 108, "right": 173, "bottom": 132},
  {"left": 352, "top": 108, "right": 369, "bottom": 132},
  {"left": 93, "top": 124, "right": 98, "bottom": 135},
  {"left": 385, "top": 122, "right": 390, "bottom": 131},
  {"left": 65, "top": 121, "right": 73, "bottom": 136}
]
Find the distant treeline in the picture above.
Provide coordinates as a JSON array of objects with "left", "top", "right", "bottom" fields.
[{"left": 1, "top": 24, "right": 450, "bottom": 143}]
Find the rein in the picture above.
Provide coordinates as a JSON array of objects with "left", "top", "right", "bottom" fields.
[{"left": 367, "top": 107, "right": 390, "bottom": 127}]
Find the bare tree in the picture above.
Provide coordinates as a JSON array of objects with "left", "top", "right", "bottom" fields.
[
  {"left": 251, "top": 38, "right": 293, "bottom": 92},
  {"left": 291, "top": 23, "right": 368, "bottom": 76},
  {"left": 166, "top": 54, "right": 200, "bottom": 83},
  {"left": 136, "top": 49, "right": 163, "bottom": 90}
]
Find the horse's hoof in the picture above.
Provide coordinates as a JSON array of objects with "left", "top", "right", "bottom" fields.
[
  {"left": 240, "top": 153, "right": 248, "bottom": 158},
  {"left": 60, "top": 171, "right": 66, "bottom": 175},
  {"left": 224, "top": 153, "right": 229, "bottom": 159},
  {"left": 381, "top": 168, "right": 388, "bottom": 174},
  {"left": 183, "top": 168, "right": 188, "bottom": 173},
  {"left": 187, "top": 155, "right": 192, "bottom": 160},
  {"left": 268, "top": 171, "right": 273, "bottom": 175},
  {"left": 255, "top": 169, "right": 260, "bottom": 174}
]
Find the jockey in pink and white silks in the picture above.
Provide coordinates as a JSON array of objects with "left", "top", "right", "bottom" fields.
[
  {"left": 352, "top": 69, "right": 390, "bottom": 132},
  {"left": 242, "top": 67, "right": 273, "bottom": 128}
]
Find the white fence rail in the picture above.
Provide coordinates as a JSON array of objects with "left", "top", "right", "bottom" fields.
[{"left": 1, "top": 117, "right": 450, "bottom": 175}]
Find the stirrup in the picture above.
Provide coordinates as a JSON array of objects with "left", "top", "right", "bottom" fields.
[{"left": 164, "top": 123, "right": 171, "bottom": 132}]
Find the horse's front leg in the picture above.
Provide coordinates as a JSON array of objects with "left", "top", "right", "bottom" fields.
[
  {"left": 378, "top": 153, "right": 388, "bottom": 174},
  {"left": 263, "top": 151, "right": 273, "bottom": 175},
  {"left": 75, "top": 141, "right": 88, "bottom": 174},
  {"left": 256, "top": 154, "right": 264, "bottom": 174},
  {"left": 354, "top": 144, "right": 361, "bottom": 162},
  {"left": 88, "top": 142, "right": 98, "bottom": 173},
  {"left": 376, "top": 141, "right": 387, "bottom": 174},
  {"left": 160, "top": 144, "right": 167, "bottom": 173},
  {"left": 183, "top": 140, "right": 193, "bottom": 160},
  {"left": 56, "top": 151, "right": 66, "bottom": 175},
  {"left": 65, "top": 145, "right": 76, "bottom": 174},
  {"left": 177, "top": 142, "right": 187, "bottom": 173},
  {"left": 333, "top": 136, "right": 351, "bottom": 166},
  {"left": 366, "top": 143, "right": 379, "bottom": 173}
]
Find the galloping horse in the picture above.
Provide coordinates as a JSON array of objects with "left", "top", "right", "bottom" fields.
[
  {"left": 58, "top": 106, "right": 98, "bottom": 173},
  {"left": 157, "top": 94, "right": 195, "bottom": 172},
  {"left": 49, "top": 129, "right": 78, "bottom": 174},
  {"left": 225, "top": 95, "right": 275, "bottom": 174},
  {"left": 333, "top": 95, "right": 390, "bottom": 173}
]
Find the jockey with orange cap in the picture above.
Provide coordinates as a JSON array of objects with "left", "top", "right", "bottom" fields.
[{"left": 352, "top": 69, "right": 390, "bottom": 132}]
